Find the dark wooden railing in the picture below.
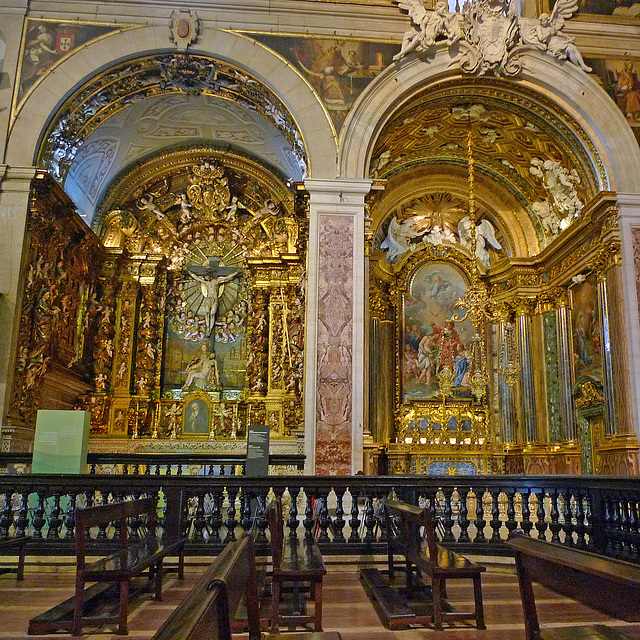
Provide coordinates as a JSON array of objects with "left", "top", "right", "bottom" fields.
[
  {"left": 0, "top": 473, "right": 640, "bottom": 562},
  {"left": 0, "top": 452, "right": 306, "bottom": 476}
]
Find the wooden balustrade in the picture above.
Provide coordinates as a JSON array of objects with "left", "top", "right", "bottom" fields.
[{"left": 0, "top": 474, "right": 639, "bottom": 562}]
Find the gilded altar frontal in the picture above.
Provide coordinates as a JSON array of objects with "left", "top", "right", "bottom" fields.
[{"left": 1, "top": 0, "right": 640, "bottom": 476}]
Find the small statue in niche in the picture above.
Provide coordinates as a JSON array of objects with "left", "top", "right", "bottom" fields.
[{"left": 182, "top": 342, "right": 220, "bottom": 390}]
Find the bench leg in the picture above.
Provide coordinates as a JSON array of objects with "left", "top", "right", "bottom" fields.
[
  {"left": 155, "top": 558, "right": 164, "bottom": 600},
  {"left": 17, "top": 540, "right": 26, "bottom": 581},
  {"left": 119, "top": 580, "right": 129, "bottom": 635},
  {"left": 473, "top": 575, "right": 486, "bottom": 630},
  {"left": 178, "top": 548, "right": 185, "bottom": 579},
  {"left": 432, "top": 577, "right": 443, "bottom": 630},
  {"left": 388, "top": 550, "right": 395, "bottom": 580},
  {"left": 72, "top": 576, "right": 84, "bottom": 636},
  {"left": 314, "top": 578, "right": 323, "bottom": 632},
  {"left": 271, "top": 577, "right": 281, "bottom": 632}
]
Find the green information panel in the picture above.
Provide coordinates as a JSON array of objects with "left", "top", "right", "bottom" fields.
[{"left": 32, "top": 410, "right": 90, "bottom": 474}]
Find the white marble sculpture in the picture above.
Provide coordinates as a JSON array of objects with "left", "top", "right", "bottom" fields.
[
  {"left": 530, "top": 158, "right": 582, "bottom": 232},
  {"left": 457, "top": 216, "right": 502, "bottom": 268},
  {"left": 392, "top": 0, "right": 590, "bottom": 76}
]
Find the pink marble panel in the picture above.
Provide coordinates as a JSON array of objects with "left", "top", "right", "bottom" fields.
[
  {"left": 316, "top": 215, "right": 353, "bottom": 475},
  {"left": 633, "top": 227, "right": 640, "bottom": 314}
]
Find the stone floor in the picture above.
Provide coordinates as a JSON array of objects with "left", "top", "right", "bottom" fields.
[{"left": 1, "top": 558, "right": 640, "bottom": 639}]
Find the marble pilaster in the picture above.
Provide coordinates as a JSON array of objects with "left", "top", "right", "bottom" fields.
[
  {"left": 556, "top": 304, "right": 577, "bottom": 441},
  {"left": 516, "top": 310, "right": 537, "bottom": 444},
  {"left": 303, "top": 179, "right": 371, "bottom": 475},
  {"left": 617, "top": 194, "right": 640, "bottom": 444},
  {"left": 0, "top": 166, "right": 38, "bottom": 451}
]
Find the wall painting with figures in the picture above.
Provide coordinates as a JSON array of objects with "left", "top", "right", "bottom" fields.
[
  {"left": 571, "top": 275, "right": 603, "bottom": 387},
  {"left": 402, "top": 262, "right": 474, "bottom": 402},
  {"left": 249, "top": 34, "right": 397, "bottom": 132}
]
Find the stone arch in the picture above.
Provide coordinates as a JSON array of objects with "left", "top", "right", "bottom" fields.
[
  {"left": 6, "top": 26, "right": 337, "bottom": 178},
  {"left": 338, "top": 46, "right": 640, "bottom": 194}
]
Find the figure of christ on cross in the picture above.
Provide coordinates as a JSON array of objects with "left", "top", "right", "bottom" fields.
[{"left": 185, "top": 258, "right": 242, "bottom": 336}]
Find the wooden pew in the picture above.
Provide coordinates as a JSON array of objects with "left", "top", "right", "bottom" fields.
[
  {"left": 29, "top": 497, "right": 185, "bottom": 635},
  {"left": 505, "top": 534, "right": 640, "bottom": 640},
  {"left": 383, "top": 498, "right": 486, "bottom": 630},
  {"left": 153, "top": 534, "right": 341, "bottom": 640},
  {"left": 265, "top": 497, "right": 326, "bottom": 633},
  {"left": 0, "top": 535, "right": 27, "bottom": 580}
]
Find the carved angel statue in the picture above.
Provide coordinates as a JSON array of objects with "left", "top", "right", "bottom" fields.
[
  {"left": 520, "top": 0, "right": 592, "bottom": 72},
  {"left": 380, "top": 215, "right": 432, "bottom": 262},
  {"left": 458, "top": 216, "right": 502, "bottom": 268},
  {"left": 393, "top": 0, "right": 463, "bottom": 62},
  {"left": 530, "top": 157, "right": 582, "bottom": 223}
]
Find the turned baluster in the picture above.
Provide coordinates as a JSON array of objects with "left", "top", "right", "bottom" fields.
[
  {"left": 505, "top": 490, "right": 517, "bottom": 539},
  {"left": 224, "top": 488, "right": 238, "bottom": 543},
  {"left": 457, "top": 487, "right": 470, "bottom": 543},
  {"left": 63, "top": 491, "right": 77, "bottom": 539},
  {"left": 349, "top": 488, "right": 361, "bottom": 542},
  {"left": 193, "top": 491, "right": 206, "bottom": 541},
  {"left": 473, "top": 491, "right": 486, "bottom": 543},
  {"left": 535, "top": 491, "right": 547, "bottom": 540},
  {"left": 0, "top": 487, "right": 15, "bottom": 537},
  {"left": 549, "top": 490, "right": 561, "bottom": 544},
  {"left": 303, "top": 490, "right": 315, "bottom": 539},
  {"left": 317, "top": 490, "right": 331, "bottom": 543},
  {"left": 287, "top": 487, "right": 300, "bottom": 539},
  {"left": 520, "top": 491, "right": 533, "bottom": 538},
  {"left": 441, "top": 488, "right": 455, "bottom": 543},
  {"left": 241, "top": 490, "right": 252, "bottom": 536},
  {"left": 333, "top": 488, "right": 346, "bottom": 543},
  {"left": 490, "top": 489, "right": 501, "bottom": 542},
  {"left": 30, "top": 491, "right": 45, "bottom": 539},
  {"left": 47, "top": 490, "right": 62, "bottom": 540},
  {"left": 209, "top": 490, "right": 222, "bottom": 543}
]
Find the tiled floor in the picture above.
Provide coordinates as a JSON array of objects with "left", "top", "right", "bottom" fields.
[{"left": 1, "top": 559, "right": 640, "bottom": 639}]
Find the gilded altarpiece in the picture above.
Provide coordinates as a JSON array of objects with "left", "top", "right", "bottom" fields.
[
  {"left": 85, "top": 149, "right": 307, "bottom": 454},
  {"left": 5, "top": 174, "right": 103, "bottom": 444},
  {"left": 6, "top": 151, "right": 307, "bottom": 457}
]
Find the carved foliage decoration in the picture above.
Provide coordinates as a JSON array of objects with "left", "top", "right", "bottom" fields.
[{"left": 10, "top": 175, "right": 103, "bottom": 425}]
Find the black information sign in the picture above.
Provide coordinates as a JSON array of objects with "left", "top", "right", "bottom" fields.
[{"left": 246, "top": 424, "right": 270, "bottom": 476}]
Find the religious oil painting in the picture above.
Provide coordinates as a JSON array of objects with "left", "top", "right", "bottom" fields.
[
  {"left": 17, "top": 19, "right": 121, "bottom": 105},
  {"left": 586, "top": 57, "right": 640, "bottom": 149},
  {"left": 557, "top": 0, "right": 640, "bottom": 16},
  {"left": 182, "top": 397, "right": 210, "bottom": 435},
  {"left": 402, "top": 262, "right": 475, "bottom": 401},
  {"left": 571, "top": 276, "right": 603, "bottom": 384},
  {"left": 250, "top": 34, "right": 396, "bottom": 132}
]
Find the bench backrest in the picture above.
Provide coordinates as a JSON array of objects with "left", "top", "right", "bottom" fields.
[
  {"left": 265, "top": 497, "right": 284, "bottom": 566},
  {"left": 506, "top": 535, "right": 640, "bottom": 640},
  {"left": 75, "top": 498, "right": 158, "bottom": 570},
  {"left": 383, "top": 498, "right": 439, "bottom": 561},
  {"left": 153, "top": 535, "right": 261, "bottom": 640}
]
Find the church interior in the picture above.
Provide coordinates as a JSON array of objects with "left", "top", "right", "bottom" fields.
[{"left": 2, "top": 0, "right": 640, "bottom": 637}]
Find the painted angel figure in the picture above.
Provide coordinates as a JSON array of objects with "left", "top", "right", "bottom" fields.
[
  {"left": 520, "top": 0, "right": 592, "bottom": 72},
  {"left": 458, "top": 216, "right": 502, "bottom": 268},
  {"left": 393, "top": 0, "right": 462, "bottom": 62}
]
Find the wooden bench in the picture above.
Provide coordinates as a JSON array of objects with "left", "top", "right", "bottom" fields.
[
  {"left": 0, "top": 535, "right": 27, "bottom": 580},
  {"left": 29, "top": 497, "right": 185, "bottom": 635},
  {"left": 505, "top": 534, "right": 640, "bottom": 640},
  {"left": 153, "top": 534, "right": 340, "bottom": 640},
  {"left": 383, "top": 498, "right": 486, "bottom": 630},
  {"left": 265, "top": 497, "right": 327, "bottom": 633}
]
